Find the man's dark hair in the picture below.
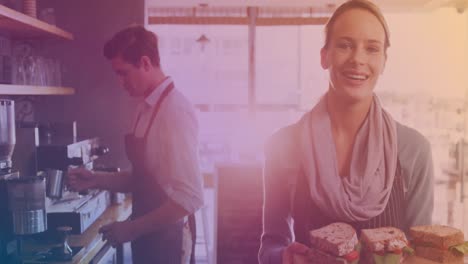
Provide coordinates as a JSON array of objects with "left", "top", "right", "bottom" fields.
[{"left": 103, "top": 25, "right": 160, "bottom": 67}]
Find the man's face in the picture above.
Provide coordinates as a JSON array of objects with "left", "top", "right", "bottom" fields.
[
  {"left": 111, "top": 56, "right": 147, "bottom": 97},
  {"left": 320, "top": 8, "right": 387, "bottom": 103}
]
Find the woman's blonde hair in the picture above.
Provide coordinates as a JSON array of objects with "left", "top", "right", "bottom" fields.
[{"left": 323, "top": 0, "right": 390, "bottom": 50}]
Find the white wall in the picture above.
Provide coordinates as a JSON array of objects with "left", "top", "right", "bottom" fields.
[{"left": 381, "top": 8, "right": 468, "bottom": 99}]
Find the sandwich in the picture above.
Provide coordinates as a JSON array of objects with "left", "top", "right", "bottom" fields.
[
  {"left": 410, "top": 225, "right": 468, "bottom": 264},
  {"left": 306, "top": 222, "right": 361, "bottom": 264},
  {"left": 360, "top": 227, "right": 414, "bottom": 264}
]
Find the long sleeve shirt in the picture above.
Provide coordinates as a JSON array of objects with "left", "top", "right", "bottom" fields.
[{"left": 133, "top": 77, "right": 204, "bottom": 214}]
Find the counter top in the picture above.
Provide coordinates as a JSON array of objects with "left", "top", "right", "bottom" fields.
[
  {"left": 69, "top": 198, "right": 131, "bottom": 264},
  {"left": 22, "top": 198, "right": 132, "bottom": 264}
]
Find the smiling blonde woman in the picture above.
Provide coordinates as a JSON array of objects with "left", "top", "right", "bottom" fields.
[{"left": 258, "top": 1, "right": 434, "bottom": 263}]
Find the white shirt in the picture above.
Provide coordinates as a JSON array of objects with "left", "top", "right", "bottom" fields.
[{"left": 133, "top": 77, "right": 203, "bottom": 214}]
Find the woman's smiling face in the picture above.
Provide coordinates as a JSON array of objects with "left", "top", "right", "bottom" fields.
[{"left": 321, "top": 8, "right": 387, "bottom": 103}]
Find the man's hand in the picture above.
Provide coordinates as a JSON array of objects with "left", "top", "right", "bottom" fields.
[
  {"left": 282, "top": 242, "right": 310, "bottom": 264},
  {"left": 67, "top": 168, "right": 97, "bottom": 192},
  {"left": 99, "top": 221, "right": 138, "bottom": 247}
]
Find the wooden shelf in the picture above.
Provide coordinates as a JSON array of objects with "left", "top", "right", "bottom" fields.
[
  {"left": 0, "top": 84, "right": 75, "bottom": 95},
  {"left": 0, "top": 4, "right": 73, "bottom": 40}
]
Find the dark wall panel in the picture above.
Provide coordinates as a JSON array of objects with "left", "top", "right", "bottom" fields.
[{"left": 36, "top": 0, "right": 144, "bottom": 169}]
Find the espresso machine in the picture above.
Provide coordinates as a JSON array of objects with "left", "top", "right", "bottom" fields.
[
  {"left": 0, "top": 99, "right": 47, "bottom": 263},
  {"left": 1, "top": 100, "right": 113, "bottom": 263},
  {"left": 0, "top": 99, "right": 20, "bottom": 262},
  {"left": 36, "top": 132, "right": 112, "bottom": 235},
  {"left": 13, "top": 120, "right": 112, "bottom": 235}
]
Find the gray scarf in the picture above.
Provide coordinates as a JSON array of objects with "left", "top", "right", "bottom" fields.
[{"left": 299, "top": 93, "right": 398, "bottom": 222}]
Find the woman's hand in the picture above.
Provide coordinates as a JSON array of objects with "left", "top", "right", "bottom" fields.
[{"left": 282, "top": 242, "right": 310, "bottom": 264}]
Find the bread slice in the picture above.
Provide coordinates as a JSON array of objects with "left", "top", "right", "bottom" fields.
[
  {"left": 309, "top": 222, "right": 358, "bottom": 257},
  {"left": 361, "top": 227, "right": 408, "bottom": 252},
  {"left": 414, "top": 245, "right": 464, "bottom": 264},
  {"left": 410, "top": 225, "right": 464, "bottom": 250}
]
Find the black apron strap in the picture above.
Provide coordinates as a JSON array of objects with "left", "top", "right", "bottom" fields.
[
  {"left": 143, "top": 83, "right": 174, "bottom": 139},
  {"left": 189, "top": 214, "right": 196, "bottom": 264},
  {"left": 132, "top": 112, "right": 142, "bottom": 133},
  {"left": 131, "top": 82, "right": 175, "bottom": 136}
]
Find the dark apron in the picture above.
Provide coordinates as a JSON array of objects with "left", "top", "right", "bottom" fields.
[
  {"left": 125, "top": 83, "right": 196, "bottom": 264},
  {"left": 293, "top": 161, "right": 406, "bottom": 246}
]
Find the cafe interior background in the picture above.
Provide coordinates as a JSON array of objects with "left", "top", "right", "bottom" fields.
[{"left": 2, "top": 0, "right": 468, "bottom": 263}]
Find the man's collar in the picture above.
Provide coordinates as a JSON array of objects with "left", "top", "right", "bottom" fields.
[{"left": 144, "top": 77, "right": 173, "bottom": 107}]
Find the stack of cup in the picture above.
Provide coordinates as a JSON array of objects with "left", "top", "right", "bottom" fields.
[{"left": 23, "top": 0, "right": 37, "bottom": 18}]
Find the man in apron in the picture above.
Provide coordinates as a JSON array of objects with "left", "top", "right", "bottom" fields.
[{"left": 67, "top": 25, "right": 203, "bottom": 264}]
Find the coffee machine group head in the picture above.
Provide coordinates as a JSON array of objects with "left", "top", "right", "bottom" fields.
[{"left": 37, "top": 136, "right": 109, "bottom": 199}]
